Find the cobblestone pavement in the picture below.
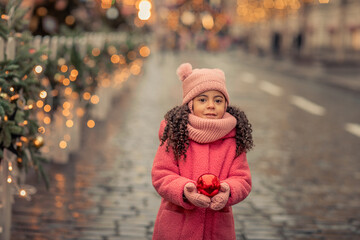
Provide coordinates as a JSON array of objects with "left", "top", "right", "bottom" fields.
[{"left": 11, "top": 50, "right": 360, "bottom": 240}]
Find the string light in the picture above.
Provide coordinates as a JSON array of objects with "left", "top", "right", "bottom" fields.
[
  {"left": 36, "top": 100, "right": 44, "bottom": 108},
  {"left": 7, "top": 176, "right": 12, "bottom": 183},
  {"left": 39, "top": 90, "right": 47, "bottom": 98},
  {"left": 139, "top": 46, "right": 151, "bottom": 57},
  {"left": 90, "top": 95, "right": 100, "bottom": 104},
  {"left": 34, "top": 65, "right": 43, "bottom": 74},
  {"left": 43, "top": 116, "right": 51, "bottom": 124},
  {"left": 92, "top": 48, "right": 101, "bottom": 57},
  {"left": 8, "top": 162, "right": 13, "bottom": 171},
  {"left": 60, "top": 65, "right": 68, "bottom": 73},
  {"left": 87, "top": 120, "right": 95, "bottom": 128},
  {"left": 19, "top": 189, "right": 27, "bottom": 197},
  {"left": 59, "top": 140, "right": 67, "bottom": 149},
  {"left": 44, "top": 104, "right": 51, "bottom": 112},
  {"left": 66, "top": 119, "right": 74, "bottom": 128},
  {"left": 83, "top": 92, "right": 91, "bottom": 101}
]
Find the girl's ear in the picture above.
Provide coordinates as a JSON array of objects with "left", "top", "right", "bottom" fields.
[{"left": 177, "top": 63, "right": 192, "bottom": 81}]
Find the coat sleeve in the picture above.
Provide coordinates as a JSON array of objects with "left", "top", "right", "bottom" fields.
[
  {"left": 152, "top": 121, "right": 195, "bottom": 210},
  {"left": 223, "top": 152, "right": 251, "bottom": 206}
]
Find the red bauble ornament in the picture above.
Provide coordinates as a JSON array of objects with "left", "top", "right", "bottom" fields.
[{"left": 196, "top": 173, "right": 220, "bottom": 197}]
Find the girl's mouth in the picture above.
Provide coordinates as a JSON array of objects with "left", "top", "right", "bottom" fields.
[{"left": 205, "top": 113, "right": 217, "bottom": 118}]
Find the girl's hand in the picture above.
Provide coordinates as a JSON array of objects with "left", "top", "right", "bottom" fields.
[
  {"left": 184, "top": 182, "right": 211, "bottom": 208},
  {"left": 209, "top": 182, "right": 230, "bottom": 211}
]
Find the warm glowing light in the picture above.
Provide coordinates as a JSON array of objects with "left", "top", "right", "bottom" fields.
[
  {"left": 64, "top": 87, "right": 72, "bottom": 96},
  {"left": 41, "top": 54, "right": 48, "bottom": 61},
  {"left": 20, "top": 189, "right": 27, "bottom": 197},
  {"left": 9, "top": 87, "right": 14, "bottom": 92},
  {"left": 7, "top": 176, "right": 12, "bottom": 183},
  {"left": 70, "top": 69, "right": 79, "bottom": 77},
  {"left": 65, "top": 15, "right": 75, "bottom": 25},
  {"left": 63, "top": 78, "right": 70, "bottom": 86},
  {"left": 8, "top": 163, "right": 13, "bottom": 171},
  {"left": 63, "top": 101, "right": 71, "bottom": 109},
  {"left": 33, "top": 136, "right": 44, "bottom": 148},
  {"left": 58, "top": 58, "right": 66, "bottom": 66},
  {"left": 60, "top": 65, "right": 68, "bottom": 73},
  {"left": 319, "top": 0, "right": 329, "bottom": 3},
  {"left": 101, "top": 0, "right": 113, "bottom": 9},
  {"left": 69, "top": 75, "right": 77, "bottom": 81},
  {"left": 4, "top": 115, "right": 8, "bottom": 121},
  {"left": 264, "top": 0, "right": 274, "bottom": 8},
  {"left": 66, "top": 120, "right": 74, "bottom": 128},
  {"left": 87, "top": 120, "right": 95, "bottom": 128},
  {"left": 36, "top": 100, "right": 44, "bottom": 108},
  {"left": 44, "top": 104, "right": 51, "bottom": 112},
  {"left": 130, "top": 64, "right": 141, "bottom": 75},
  {"left": 38, "top": 127, "right": 45, "bottom": 134},
  {"left": 1, "top": 14, "right": 9, "bottom": 20},
  {"left": 10, "top": 94, "right": 19, "bottom": 101},
  {"left": 139, "top": 46, "right": 150, "bottom": 57},
  {"left": 83, "top": 92, "right": 91, "bottom": 100},
  {"left": 37, "top": 7, "right": 47, "bottom": 17},
  {"left": 111, "top": 55, "right": 120, "bottom": 64},
  {"left": 43, "top": 116, "right": 51, "bottom": 124},
  {"left": 39, "top": 90, "right": 47, "bottom": 98},
  {"left": 138, "top": 0, "right": 152, "bottom": 20},
  {"left": 25, "top": 104, "right": 33, "bottom": 110},
  {"left": 92, "top": 48, "right": 101, "bottom": 56},
  {"left": 34, "top": 65, "right": 43, "bottom": 74},
  {"left": 181, "top": 11, "right": 195, "bottom": 26},
  {"left": 59, "top": 140, "right": 67, "bottom": 149},
  {"left": 274, "top": 0, "right": 285, "bottom": 9},
  {"left": 62, "top": 109, "right": 70, "bottom": 117},
  {"left": 202, "top": 14, "right": 214, "bottom": 30},
  {"left": 90, "top": 95, "right": 100, "bottom": 104},
  {"left": 138, "top": 10, "right": 151, "bottom": 21}
]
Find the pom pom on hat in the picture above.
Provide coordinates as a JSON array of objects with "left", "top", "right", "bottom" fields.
[
  {"left": 177, "top": 63, "right": 193, "bottom": 81},
  {"left": 177, "top": 63, "right": 230, "bottom": 105}
]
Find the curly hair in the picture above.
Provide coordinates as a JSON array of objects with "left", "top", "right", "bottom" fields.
[{"left": 160, "top": 104, "right": 254, "bottom": 161}]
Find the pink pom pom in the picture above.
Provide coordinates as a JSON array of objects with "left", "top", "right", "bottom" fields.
[{"left": 176, "top": 63, "right": 192, "bottom": 81}]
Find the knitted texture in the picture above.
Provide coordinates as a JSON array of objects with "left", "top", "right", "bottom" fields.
[
  {"left": 209, "top": 182, "right": 230, "bottom": 211},
  {"left": 187, "top": 112, "right": 237, "bottom": 143},
  {"left": 184, "top": 182, "right": 211, "bottom": 208},
  {"left": 176, "top": 63, "right": 230, "bottom": 105}
]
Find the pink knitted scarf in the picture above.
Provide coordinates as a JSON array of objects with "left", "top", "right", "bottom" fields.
[{"left": 187, "top": 112, "right": 237, "bottom": 143}]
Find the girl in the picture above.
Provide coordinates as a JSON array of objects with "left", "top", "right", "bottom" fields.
[{"left": 151, "top": 63, "right": 254, "bottom": 240}]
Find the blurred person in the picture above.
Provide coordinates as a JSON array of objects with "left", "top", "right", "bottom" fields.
[{"left": 151, "top": 63, "right": 254, "bottom": 240}]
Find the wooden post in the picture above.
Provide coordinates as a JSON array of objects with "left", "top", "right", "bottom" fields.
[
  {"left": 1, "top": 150, "right": 15, "bottom": 240},
  {"left": 50, "top": 36, "right": 58, "bottom": 61},
  {"left": 5, "top": 37, "right": 15, "bottom": 61},
  {"left": 0, "top": 38, "right": 4, "bottom": 62},
  {"left": 1, "top": 37, "right": 16, "bottom": 240}
]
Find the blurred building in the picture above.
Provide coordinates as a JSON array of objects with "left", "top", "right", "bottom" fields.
[{"left": 229, "top": 0, "right": 360, "bottom": 63}]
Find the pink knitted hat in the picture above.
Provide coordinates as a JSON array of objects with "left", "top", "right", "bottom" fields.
[{"left": 176, "top": 63, "right": 230, "bottom": 105}]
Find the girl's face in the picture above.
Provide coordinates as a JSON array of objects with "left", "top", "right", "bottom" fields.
[{"left": 193, "top": 90, "right": 226, "bottom": 119}]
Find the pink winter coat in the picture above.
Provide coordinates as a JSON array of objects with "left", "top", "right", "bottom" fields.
[{"left": 151, "top": 120, "right": 252, "bottom": 240}]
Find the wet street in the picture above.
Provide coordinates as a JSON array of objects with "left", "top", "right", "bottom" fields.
[{"left": 11, "top": 50, "right": 360, "bottom": 240}]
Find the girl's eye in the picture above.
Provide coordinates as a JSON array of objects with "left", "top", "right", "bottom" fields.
[
  {"left": 215, "top": 99, "right": 223, "bottom": 103},
  {"left": 199, "top": 98, "right": 206, "bottom": 102}
]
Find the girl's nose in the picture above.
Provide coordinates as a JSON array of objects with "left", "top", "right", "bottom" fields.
[{"left": 207, "top": 100, "right": 215, "bottom": 108}]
